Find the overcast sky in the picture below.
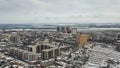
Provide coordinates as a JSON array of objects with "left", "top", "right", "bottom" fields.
[{"left": 0, "top": 0, "right": 120, "bottom": 24}]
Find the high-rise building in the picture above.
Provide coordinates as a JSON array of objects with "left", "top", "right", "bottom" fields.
[
  {"left": 116, "top": 33, "right": 120, "bottom": 40},
  {"left": 23, "top": 51, "right": 29, "bottom": 61},
  {"left": 11, "top": 32, "right": 22, "bottom": 43},
  {"left": 62, "top": 26, "right": 67, "bottom": 33},
  {"left": 115, "top": 33, "right": 120, "bottom": 52},
  {"left": 28, "top": 43, "right": 53, "bottom": 53},
  {"left": 18, "top": 49, "right": 24, "bottom": 59},
  {"left": 28, "top": 45, "right": 39, "bottom": 53},
  {"left": 57, "top": 26, "right": 72, "bottom": 33},
  {"left": 76, "top": 34, "right": 88, "bottom": 46},
  {"left": 9, "top": 48, "right": 41, "bottom": 62},
  {"left": 54, "top": 48, "right": 60, "bottom": 57},
  {"left": 71, "top": 28, "right": 77, "bottom": 34},
  {"left": 66, "top": 26, "right": 72, "bottom": 33},
  {"left": 14, "top": 48, "right": 19, "bottom": 57},
  {"left": 57, "top": 26, "right": 62, "bottom": 32},
  {"left": 42, "top": 49, "right": 50, "bottom": 60},
  {"left": 41, "top": 48, "right": 60, "bottom": 60},
  {"left": 9, "top": 48, "right": 15, "bottom": 56},
  {"left": 28, "top": 53, "right": 39, "bottom": 62},
  {"left": 114, "top": 40, "right": 120, "bottom": 52}
]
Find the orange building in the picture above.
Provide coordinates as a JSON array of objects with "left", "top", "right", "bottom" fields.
[{"left": 76, "top": 34, "right": 88, "bottom": 46}]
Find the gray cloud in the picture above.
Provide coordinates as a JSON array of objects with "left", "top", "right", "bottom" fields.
[{"left": 0, "top": 0, "right": 120, "bottom": 24}]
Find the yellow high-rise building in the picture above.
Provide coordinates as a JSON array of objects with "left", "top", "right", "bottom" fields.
[{"left": 76, "top": 34, "right": 88, "bottom": 46}]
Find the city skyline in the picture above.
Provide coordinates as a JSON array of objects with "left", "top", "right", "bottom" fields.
[{"left": 0, "top": 0, "right": 120, "bottom": 24}]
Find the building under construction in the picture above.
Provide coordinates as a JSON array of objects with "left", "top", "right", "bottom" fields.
[{"left": 76, "top": 34, "right": 88, "bottom": 46}]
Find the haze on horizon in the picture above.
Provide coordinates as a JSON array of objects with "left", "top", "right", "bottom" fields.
[{"left": 0, "top": 0, "right": 120, "bottom": 24}]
